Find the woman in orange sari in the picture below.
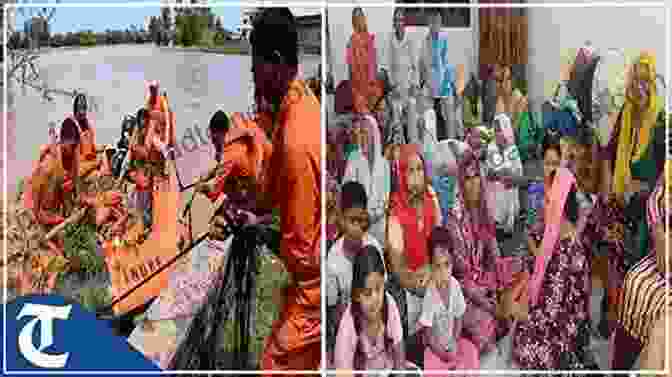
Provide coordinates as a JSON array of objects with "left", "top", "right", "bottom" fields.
[
  {"left": 69, "top": 94, "right": 116, "bottom": 205},
  {"left": 14, "top": 119, "right": 84, "bottom": 295},
  {"left": 71, "top": 94, "right": 102, "bottom": 178},
  {"left": 129, "top": 81, "right": 175, "bottom": 192},
  {"left": 347, "top": 8, "right": 384, "bottom": 116}
]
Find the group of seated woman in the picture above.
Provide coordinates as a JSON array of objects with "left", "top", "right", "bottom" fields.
[{"left": 325, "top": 44, "right": 668, "bottom": 374}]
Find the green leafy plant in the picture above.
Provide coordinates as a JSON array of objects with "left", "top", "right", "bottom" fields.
[
  {"left": 176, "top": 13, "right": 209, "bottom": 47},
  {"left": 213, "top": 31, "right": 228, "bottom": 47},
  {"left": 78, "top": 286, "right": 112, "bottom": 312},
  {"left": 79, "top": 31, "right": 96, "bottom": 47},
  {"left": 63, "top": 222, "right": 105, "bottom": 277}
]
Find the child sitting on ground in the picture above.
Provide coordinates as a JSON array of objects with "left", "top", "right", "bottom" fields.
[
  {"left": 327, "top": 181, "right": 386, "bottom": 365},
  {"left": 419, "top": 227, "right": 479, "bottom": 376},
  {"left": 334, "top": 245, "right": 405, "bottom": 373}
]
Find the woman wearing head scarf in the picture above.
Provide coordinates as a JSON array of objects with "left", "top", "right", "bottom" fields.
[
  {"left": 484, "top": 112, "right": 523, "bottom": 235},
  {"left": 600, "top": 52, "right": 661, "bottom": 198},
  {"left": 386, "top": 144, "right": 441, "bottom": 364},
  {"left": 511, "top": 167, "right": 595, "bottom": 370},
  {"left": 610, "top": 162, "right": 670, "bottom": 370},
  {"left": 70, "top": 94, "right": 108, "bottom": 180},
  {"left": 441, "top": 147, "right": 501, "bottom": 354},
  {"left": 130, "top": 81, "right": 176, "bottom": 192},
  {"left": 526, "top": 134, "right": 562, "bottom": 257},
  {"left": 347, "top": 8, "right": 383, "bottom": 115},
  {"left": 343, "top": 115, "right": 391, "bottom": 244},
  {"left": 13, "top": 119, "right": 84, "bottom": 295}
]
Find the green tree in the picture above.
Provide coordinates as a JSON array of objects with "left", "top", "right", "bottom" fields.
[
  {"left": 79, "top": 30, "right": 96, "bottom": 47},
  {"left": 213, "top": 31, "right": 227, "bottom": 46},
  {"left": 191, "top": 14, "right": 207, "bottom": 46}
]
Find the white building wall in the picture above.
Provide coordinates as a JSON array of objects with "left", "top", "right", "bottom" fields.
[
  {"left": 327, "top": 2, "right": 668, "bottom": 112},
  {"left": 526, "top": 1, "right": 667, "bottom": 111},
  {"left": 327, "top": 4, "right": 477, "bottom": 88}
]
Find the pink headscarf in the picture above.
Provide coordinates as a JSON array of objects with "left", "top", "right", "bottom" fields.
[
  {"left": 528, "top": 167, "right": 577, "bottom": 306},
  {"left": 353, "top": 114, "right": 382, "bottom": 171}
]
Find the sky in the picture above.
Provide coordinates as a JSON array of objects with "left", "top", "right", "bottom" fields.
[{"left": 15, "top": 0, "right": 242, "bottom": 33}]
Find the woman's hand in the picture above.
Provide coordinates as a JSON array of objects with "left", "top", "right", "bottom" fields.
[
  {"left": 208, "top": 254, "right": 224, "bottom": 274},
  {"left": 209, "top": 214, "right": 229, "bottom": 241},
  {"left": 430, "top": 269, "right": 444, "bottom": 289},
  {"left": 496, "top": 287, "right": 515, "bottom": 320},
  {"left": 512, "top": 298, "right": 529, "bottom": 321},
  {"left": 604, "top": 222, "right": 624, "bottom": 244},
  {"left": 415, "top": 267, "right": 431, "bottom": 289},
  {"left": 560, "top": 62, "right": 573, "bottom": 82},
  {"left": 194, "top": 181, "right": 213, "bottom": 196}
]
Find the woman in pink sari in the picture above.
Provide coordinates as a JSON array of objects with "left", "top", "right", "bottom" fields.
[
  {"left": 512, "top": 167, "right": 595, "bottom": 370},
  {"left": 442, "top": 147, "right": 501, "bottom": 354}
]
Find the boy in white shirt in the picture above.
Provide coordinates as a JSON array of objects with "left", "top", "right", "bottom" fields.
[{"left": 326, "top": 181, "right": 386, "bottom": 364}]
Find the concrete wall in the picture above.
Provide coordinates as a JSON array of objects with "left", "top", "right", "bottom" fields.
[
  {"left": 526, "top": 1, "right": 667, "bottom": 111},
  {"left": 326, "top": 2, "right": 668, "bottom": 113}
]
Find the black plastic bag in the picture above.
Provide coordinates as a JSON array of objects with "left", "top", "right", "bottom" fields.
[{"left": 167, "top": 224, "right": 278, "bottom": 371}]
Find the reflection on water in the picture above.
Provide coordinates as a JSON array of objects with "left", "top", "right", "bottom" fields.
[{"left": 10, "top": 45, "right": 320, "bottom": 184}]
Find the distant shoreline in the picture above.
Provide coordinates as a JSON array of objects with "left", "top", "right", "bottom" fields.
[
  {"left": 162, "top": 45, "right": 321, "bottom": 56},
  {"left": 18, "top": 43, "right": 320, "bottom": 56}
]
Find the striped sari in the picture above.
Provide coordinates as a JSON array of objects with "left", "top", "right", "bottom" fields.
[{"left": 611, "top": 167, "right": 670, "bottom": 369}]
